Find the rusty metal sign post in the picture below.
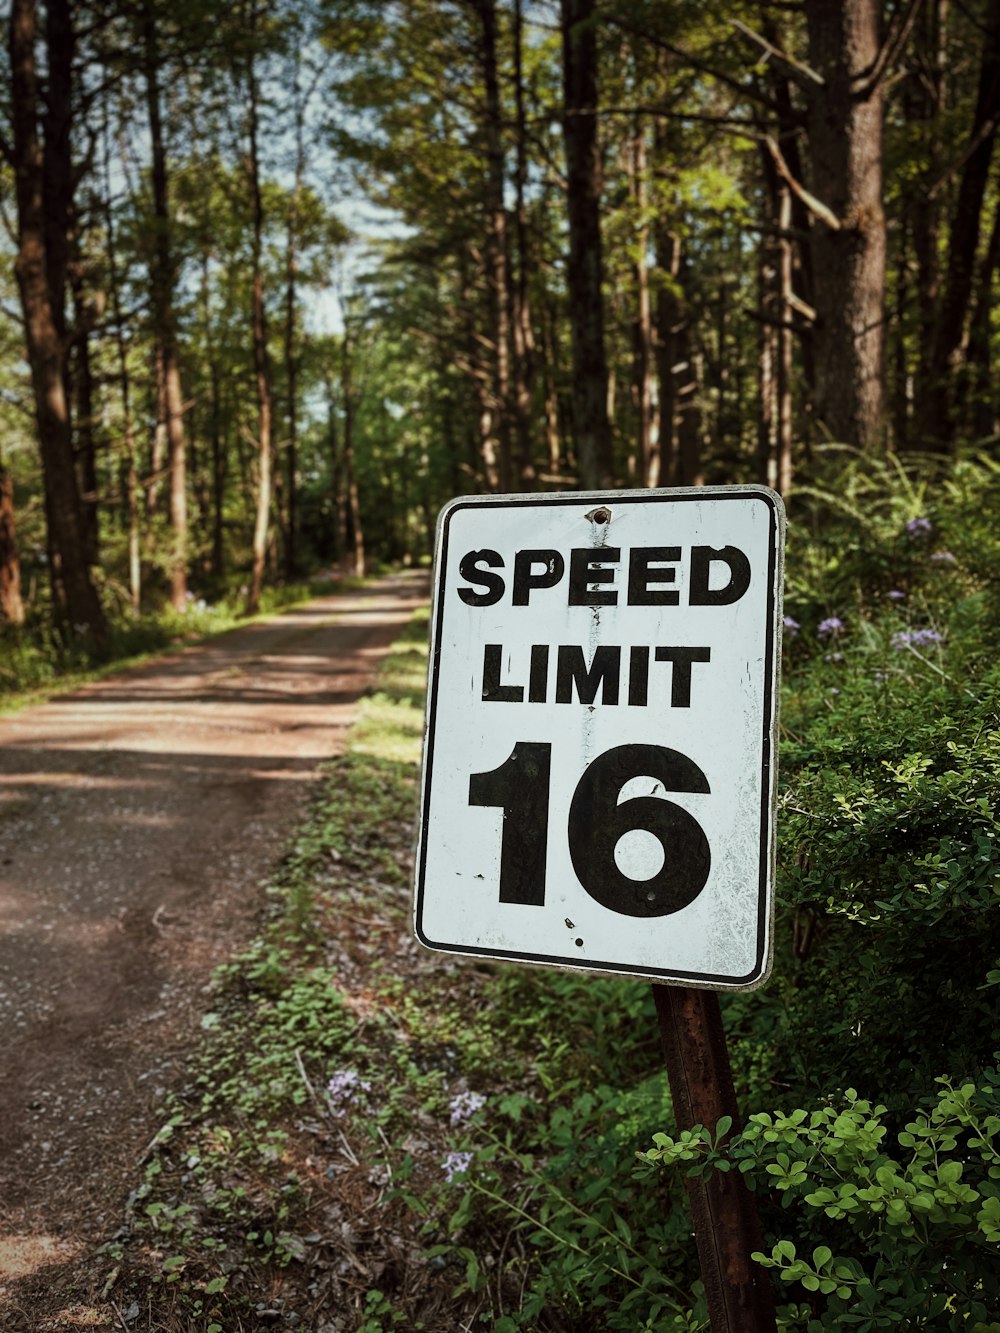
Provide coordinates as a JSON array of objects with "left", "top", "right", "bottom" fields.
[
  {"left": 413, "top": 486, "right": 784, "bottom": 1332},
  {"left": 654, "top": 984, "right": 777, "bottom": 1329}
]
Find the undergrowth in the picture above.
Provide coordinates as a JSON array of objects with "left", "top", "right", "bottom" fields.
[{"left": 0, "top": 572, "right": 353, "bottom": 712}]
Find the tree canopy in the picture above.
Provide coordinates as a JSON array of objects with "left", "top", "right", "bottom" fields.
[{"left": 1, "top": 0, "right": 998, "bottom": 638}]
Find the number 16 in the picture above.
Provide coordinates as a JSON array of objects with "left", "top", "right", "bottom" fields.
[{"left": 468, "top": 742, "right": 711, "bottom": 919}]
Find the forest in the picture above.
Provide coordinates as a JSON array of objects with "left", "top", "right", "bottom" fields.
[
  {"left": 2, "top": 0, "right": 999, "bottom": 660},
  {"left": 2, "top": 0, "right": 999, "bottom": 1330}
]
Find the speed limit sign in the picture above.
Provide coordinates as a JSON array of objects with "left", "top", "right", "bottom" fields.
[{"left": 413, "top": 486, "right": 785, "bottom": 990}]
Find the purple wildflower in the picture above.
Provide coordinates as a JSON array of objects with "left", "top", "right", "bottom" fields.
[
  {"left": 326, "top": 1069, "right": 372, "bottom": 1117},
  {"left": 887, "top": 589, "right": 906, "bottom": 601},
  {"left": 906, "top": 517, "right": 933, "bottom": 539},
  {"left": 817, "top": 617, "right": 844, "bottom": 638},
  {"left": 783, "top": 616, "right": 800, "bottom": 637},
  {"left": 891, "top": 628, "right": 943, "bottom": 650},
  {"left": 449, "top": 1092, "right": 486, "bottom": 1126},
  {"left": 442, "top": 1151, "right": 474, "bottom": 1182}
]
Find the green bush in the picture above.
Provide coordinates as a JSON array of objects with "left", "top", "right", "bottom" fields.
[{"left": 641, "top": 1075, "right": 1000, "bottom": 1329}]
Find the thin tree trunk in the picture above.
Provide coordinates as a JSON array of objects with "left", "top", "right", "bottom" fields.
[
  {"left": 776, "top": 184, "right": 794, "bottom": 494},
  {"left": 323, "top": 364, "right": 346, "bottom": 565},
  {"left": 560, "top": 0, "right": 614, "bottom": 488},
  {"left": 675, "top": 326, "right": 705, "bottom": 487},
  {"left": 965, "top": 196, "right": 1000, "bottom": 441},
  {"left": 245, "top": 14, "right": 274, "bottom": 617},
  {"left": 105, "top": 135, "right": 141, "bottom": 615},
  {"left": 283, "top": 163, "right": 302, "bottom": 577},
  {"left": 803, "top": 0, "right": 886, "bottom": 450},
  {"left": 143, "top": 0, "right": 187, "bottom": 608},
  {"left": 69, "top": 271, "right": 99, "bottom": 566},
  {"left": 475, "top": 0, "right": 513, "bottom": 491},
  {"left": 629, "top": 120, "right": 655, "bottom": 486},
  {"left": 510, "top": 0, "right": 537, "bottom": 488},
  {"left": 341, "top": 330, "right": 364, "bottom": 578},
  {"left": 9, "top": 0, "right": 107, "bottom": 648},
  {"left": 0, "top": 465, "right": 25, "bottom": 625},
  {"left": 907, "top": 1, "right": 948, "bottom": 402},
  {"left": 652, "top": 218, "right": 681, "bottom": 483},
  {"left": 918, "top": 2, "right": 1000, "bottom": 451},
  {"left": 757, "top": 233, "right": 777, "bottom": 488}
]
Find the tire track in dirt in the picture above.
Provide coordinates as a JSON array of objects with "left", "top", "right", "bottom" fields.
[{"left": 0, "top": 574, "right": 426, "bottom": 1314}]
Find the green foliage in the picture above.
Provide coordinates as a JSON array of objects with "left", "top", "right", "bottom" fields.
[
  {"left": 641, "top": 452, "right": 1000, "bottom": 1329},
  {"left": 641, "top": 1077, "right": 1000, "bottom": 1328}
]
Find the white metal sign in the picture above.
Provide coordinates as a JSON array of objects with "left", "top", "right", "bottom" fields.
[{"left": 413, "top": 486, "right": 785, "bottom": 990}]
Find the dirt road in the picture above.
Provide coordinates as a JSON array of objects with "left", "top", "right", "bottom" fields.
[{"left": 0, "top": 575, "right": 425, "bottom": 1310}]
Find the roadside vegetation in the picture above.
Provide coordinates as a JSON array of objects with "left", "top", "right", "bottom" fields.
[
  {"left": 0, "top": 573, "right": 362, "bottom": 712},
  {"left": 89, "top": 450, "right": 999, "bottom": 1332}
]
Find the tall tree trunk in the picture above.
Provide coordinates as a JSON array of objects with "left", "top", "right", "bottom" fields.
[
  {"left": 965, "top": 197, "right": 1000, "bottom": 441},
  {"left": 323, "top": 364, "right": 346, "bottom": 565},
  {"left": 245, "top": 18, "right": 274, "bottom": 617},
  {"left": 209, "top": 359, "right": 226, "bottom": 579},
  {"left": 560, "top": 0, "right": 614, "bottom": 488},
  {"left": 510, "top": 0, "right": 537, "bottom": 488},
  {"left": 757, "top": 224, "right": 777, "bottom": 488},
  {"left": 803, "top": 0, "right": 886, "bottom": 450},
  {"left": 341, "top": 330, "right": 364, "bottom": 578},
  {"left": 143, "top": 0, "right": 188, "bottom": 608},
  {"left": 283, "top": 176, "right": 301, "bottom": 578},
  {"left": 475, "top": 0, "right": 513, "bottom": 491},
  {"left": 104, "top": 119, "right": 141, "bottom": 613},
  {"left": 652, "top": 123, "right": 681, "bottom": 488},
  {"left": 906, "top": 1, "right": 948, "bottom": 405},
  {"left": 0, "top": 465, "right": 25, "bottom": 626},
  {"left": 918, "top": 2, "right": 1000, "bottom": 451},
  {"left": 629, "top": 120, "right": 655, "bottom": 486},
  {"left": 9, "top": 0, "right": 107, "bottom": 648},
  {"left": 69, "top": 271, "right": 99, "bottom": 565},
  {"left": 776, "top": 184, "right": 794, "bottom": 494},
  {"left": 674, "top": 319, "right": 705, "bottom": 487}
]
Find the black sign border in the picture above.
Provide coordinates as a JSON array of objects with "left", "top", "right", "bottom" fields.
[{"left": 413, "top": 486, "right": 783, "bottom": 991}]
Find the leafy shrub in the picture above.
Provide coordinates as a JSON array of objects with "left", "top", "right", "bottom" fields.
[{"left": 641, "top": 1075, "right": 1000, "bottom": 1329}]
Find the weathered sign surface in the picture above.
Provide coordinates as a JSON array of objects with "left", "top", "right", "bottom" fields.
[{"left": 413, "top": 486, "right": 785, "bottom": 990}]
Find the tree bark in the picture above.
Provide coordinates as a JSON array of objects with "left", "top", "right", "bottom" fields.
[
  {"left": 9, "top": 0, "right": 107, "bottom": 648},
  {"left": 560, "top": 0, "right": 614, "bottom": 488},
  {"left": 245, "top": 14, "right": 274, "bottom": 617},
  {"left": 652, "top": 114, "right": 681, "bottom": 488},
  {"left": 0, "top": 465, "right": 25, "bottom": 626},
  {"left": 282, "top": 43, "right": 309, "bottom": 578},
  {"left": 965, "top": 196, "right": 1000, "bottom": 441},
  {"left": 341, "top": 329, "right": 365, "bottom": 578},
  {"left": 143, "top": 0, "right": 188, "bottom": 608},
  {"left": 629, "top": 120, "right": 656, "bottom": 486},
  {"left": 918, "top": 2, "right": 1000, "bottom": 451},
  {"left": 776, "top": 184, "right": 794, "bottom": 494},
  {"left": 803, "top": 0, "right": 886, "bottom": 450},
  {"left": 69, "top": 270, "right": 99, "bottom": 566},
  {"left": 474, "top": 0, "right": 513, "bottom": 491},
  {"left": 510, "top": 0, "right": 537, "bottom": 488},
  {"left": 104, "top": 119, "right": 141, "bottom": 614}
]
